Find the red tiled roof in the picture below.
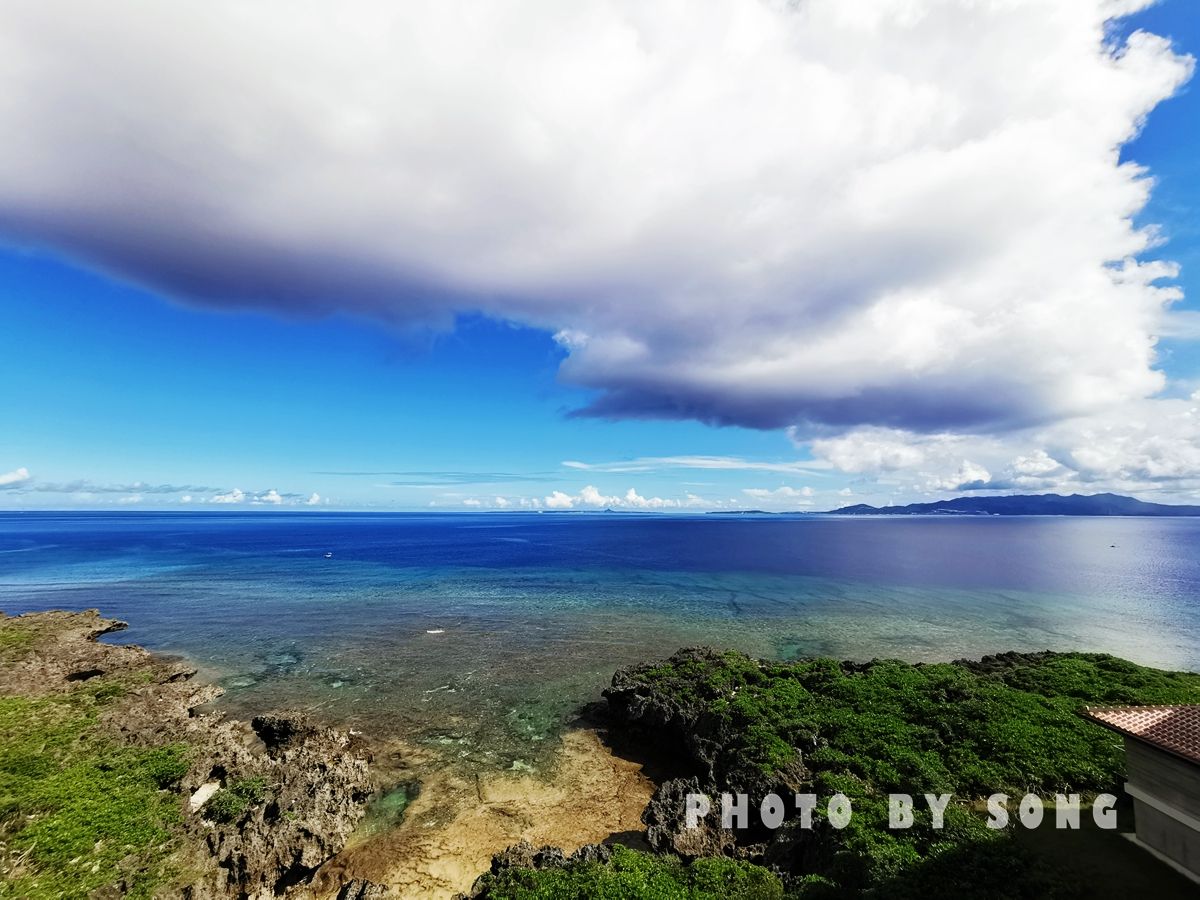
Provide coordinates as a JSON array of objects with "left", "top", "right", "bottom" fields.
[{"left": 1082, "top": 705, "right": 1200, "bottom": 766}]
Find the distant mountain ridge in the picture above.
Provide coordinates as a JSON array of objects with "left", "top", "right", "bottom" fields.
[{"left": 827, "top": 492, "right": 1200, "bottom": 517}]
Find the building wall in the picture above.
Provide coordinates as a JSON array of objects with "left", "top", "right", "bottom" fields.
[
  {"left": 1133, "top": 800, "right": 1200, "bottom": 876},
  {"left": 1126, "top": 737, "right": 1200, "bottom": 877}
]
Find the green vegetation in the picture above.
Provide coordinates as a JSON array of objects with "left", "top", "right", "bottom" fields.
[
  {"left": 0, "top": 615, "right": 56, "bottom": 665},
  {"left": 635, "top": 650, "right": 1200, "bottom": 791},
  {"left": 474, "top": 844, "right": 786, "bottom": 899},
  {"left": 0, "top": 680, "right": 190, "bottom": 899},
  {"left": 481, "top": 651, "right": 1200, "bottom": 897},
  {"left": 202, "top": 776, "right": 270, "bottom": 824},
  {"left": 619, "top": 650, "right": 1200, "bottom": 898},
  {"left": 0, "top": 627, "right": 35, "bottom": 665}
]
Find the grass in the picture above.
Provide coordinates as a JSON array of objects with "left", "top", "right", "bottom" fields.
[
  {"left": 0, "top": 675, "right": 190, "bottom": 899},
  {"left": 0, "top": 618, "right": 42, "bottom": 665}
]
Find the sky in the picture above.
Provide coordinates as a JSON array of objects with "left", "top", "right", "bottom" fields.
[{"left": 1, "top": 0, "right": 1199, "bottom": 512}]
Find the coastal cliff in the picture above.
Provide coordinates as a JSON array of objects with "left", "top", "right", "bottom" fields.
[{"left": 0, "top": 609, "right": 374, "bottom": 899}]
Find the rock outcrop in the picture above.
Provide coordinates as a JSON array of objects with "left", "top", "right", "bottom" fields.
[
  {"left": 641, "top": 775, "right": 737, "bottom": 858},
  {"left": 334, "top": 878, "right": 389, "bottom": 900},
  {"left": 603, "top": 647, "right": 810, "bottom": 859},
  {"left": 187, "top": 713, "right": 373, "bottom": 899},
  {"left": 0, "top": 609, "right": 375, "bottom": 899}
]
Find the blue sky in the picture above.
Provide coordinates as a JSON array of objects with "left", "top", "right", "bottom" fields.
[
  {"left": 1, "top": 252, "right": 808, "bottom": 508},
  {"left": 1117, "top": 0, "right": 1200, "bottom": 386},
  {"left": 2, "top": 0, "right": 1199, "bottom": 511}
]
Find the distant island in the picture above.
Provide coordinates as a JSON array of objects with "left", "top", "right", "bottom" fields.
[{"left": 828, "top": 492, "right": 1200, "bottom": 517}]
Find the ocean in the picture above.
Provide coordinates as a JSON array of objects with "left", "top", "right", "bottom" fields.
[{"left": 3, "top": 510, "right": 1199, "bottom": 772}]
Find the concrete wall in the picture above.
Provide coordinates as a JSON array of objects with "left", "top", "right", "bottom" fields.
[
  {"left": 1132, "top": 800, "right": 1200, "bottom": 876},
  {"left": 1126, "top": 737, "right": 1200, "bottom": 878}
]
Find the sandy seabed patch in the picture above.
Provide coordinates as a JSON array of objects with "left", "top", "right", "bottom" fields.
[{"left": 314, "top": 727, "right": 655, "bottom": 899}]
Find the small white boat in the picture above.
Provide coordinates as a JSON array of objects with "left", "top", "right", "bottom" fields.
[{"left": 324, "top": 552, "right": 333, "bottom": 558}]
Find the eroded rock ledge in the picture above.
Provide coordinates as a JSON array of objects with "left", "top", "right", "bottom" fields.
[{"left": 0, "top": 609, "right": 374, "bottom": 899}]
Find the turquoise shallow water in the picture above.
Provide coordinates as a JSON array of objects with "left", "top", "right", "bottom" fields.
[{"left": 2, "top": 511, "right": 1199, "bottom": 771}]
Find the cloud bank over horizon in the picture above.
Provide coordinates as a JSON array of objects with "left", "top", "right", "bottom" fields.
[{"left": 803, "top": 388, "right": 1200, "bottom": 497}]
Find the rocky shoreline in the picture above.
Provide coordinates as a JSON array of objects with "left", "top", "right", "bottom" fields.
[
  {"left": 7, "top": 613, "right": 1200, "bottom": 898},
  {"left": 462, "top": 646, "right": 1200, "bottom": 899},
  {"left": 0, "top": 609, "right": 376, "bottom": 899},
  {"left": 0, "top": 609, "right": 656, "bottom": 900}
]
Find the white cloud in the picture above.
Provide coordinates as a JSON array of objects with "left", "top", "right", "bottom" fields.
[
  {"left": 800, "top": 389, "right": 1200, "bottom": 501},
  {"left": 563, "top": 456, "right": 827, "bottom": 475},
  {"left": 541, "top": 485, "right": 686, "bottom": 510},
  {"left": 744, "top": 487, "right": 811, "bottom": 501},
  {"left": 810, "top": 430, "right": 932, "bottom": 473},
  {"left": 0, "top": 1, "right": 1190, "bottom": 435},
  {"left": 1011, "top": 450, "right": 1066, "bottom": 479},
  {"left": 0, "top": 467, "right": 30, "bottom": 488},
  {"left": 621, "top": 488, "right": 680, "bottom": 509},
  {"left": 544, "top": 490, "right": 575, "bottom": 509},
  {"left": 810, "top": 427, "right": 1009, "bottom": 495},
  {"left": 1055, "top": 395, "right": 1200, "bottom": 485},
  {"left": 462, "top": 498, "right": 483, "bottom": 507},
  {"left": 30, "top": 479, "right": 219, "bottom": 495},
  {"left": 207, "top": 486, "right": 312, "bottom": 505},
  {"left": 494, "top": 496, "right": 510, "bottom": 508},
  {"left": 0, "top": 473, "right": 326, "bottom": 507},
  {"left": 1160, "top": 310, "right": 1200, "bottom": 340},
  {"left": 924, "top": 461, "right": 991, "bottom": 492},
  {"left": 743, "top": 485, "right": 815, "bottom": 506},
  {"left": 579, "top": 484, "right": 615, "bottom": 507}
]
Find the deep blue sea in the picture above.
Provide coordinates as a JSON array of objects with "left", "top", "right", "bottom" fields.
[{"left": 3, "top": 511, "right": 1199, "bottom": 770}]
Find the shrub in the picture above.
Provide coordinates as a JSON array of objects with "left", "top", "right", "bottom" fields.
[
  {"left": 202, "top": 777, "right": 269, "bottom": 824},
  {"left": 473, "top": 844, "right": 785, "bottom": 899}
]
